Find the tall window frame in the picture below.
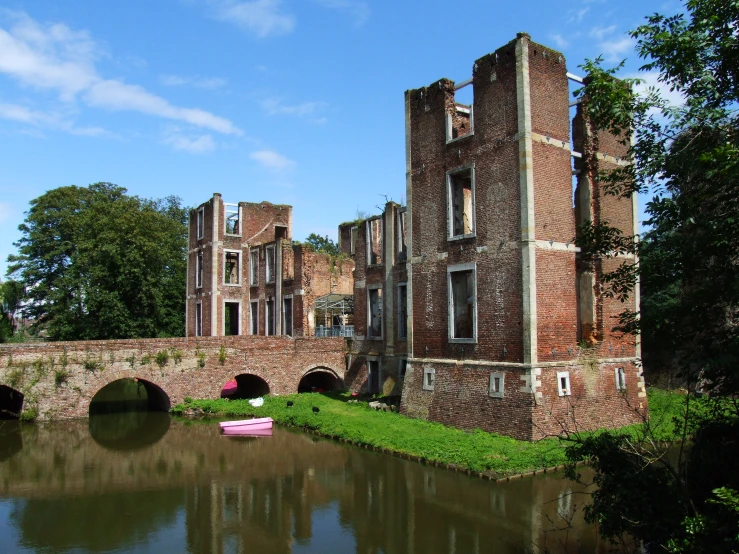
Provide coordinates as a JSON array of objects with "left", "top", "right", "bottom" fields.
[
  {"left": 366, "top": 217, "right": 383, "bottom": 266},
  {"left": 397, "top": 282, "right": 407, "bottom": 340},
  {"left": 447, "top": 262, "right": 477, "bottom": 343},
  {"left": 249, "top": 249, "right": 259, "bottom": 286},
  {"left": 197, "top": 207, "right": 204, "bottom": 239},
  {"left": 446, "top": 165, "right": 476, "bottom": 240},
  {"left": 224, "top": 249, "right": 241, "bottom": 286},
  {"left": 195, "top": 302, "right": 203, "bottom": 337},
  {"left": 265, "top": 297, "right": 275, "bottom": 336},
  {"left": 224, "top": 203, "right": 240, "bottom": 236},
  {"left": 249, "top": 300, "right": 259, "bottom": 335},
  {"left": 196, "top": 250, "right": 203, "bottom": 289},
  {"left": 367, "top": 285, "right": 383, "bottom": 340},
  {"left": 265, "top": 245, "right": 276, "bottom": 284}
]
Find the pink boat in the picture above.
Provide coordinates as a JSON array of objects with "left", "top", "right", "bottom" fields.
[
  {"left": 219, "top": 417, "right": 274, "bottom": 434},
  {"left": 222, "top": 427, "right": 273, "bottom": 437}
]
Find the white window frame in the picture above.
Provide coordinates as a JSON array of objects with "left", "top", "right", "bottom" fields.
[
  {"left": 224, "top": 203, "right": 240, "bottom": 236},
  {"left": 489, "top": 371, "right": 505, "bottom": 398},
  {"left": 223, "top": 249, "right": 242, "bottom": 286},
  {"left": 195, "top": 301, "right": 203, "bottom": 337},
  {"left": 445, "top": 102, "right": 475, "bottom": 143},
  {"left": 249, "top": 249, "right": 259, "bottom": 286},
  {"left": 398, "top": 357, "right": 408, "bottom": 379},
  {"left": 223, "top": 299, "right": 241, "bottom": 336},
  {"left": 367, "top": 284, "right": 383, "bottom": 340},
  {"left": 446, "top": 164, "right": 476, "bottom": 240},
  {"left": 265, "top": 297, "right": 275, "bottom": 336},
  {"left": 557, "top": 371, "right": 571, "bottom": 397},
  {"left": 197, "top": 207, "right": 204, "bottom": 239},
  {"left": 196, "top": 250, "right": 203, "bottom": 289},
  {"left": 447, "top": 262, "right": 477, "bottom": 343},
  {"left": 422, "top": 366, "right": 435, "bottom": 391},
  {"left": 282, "top": 294, "right": 293, "bottom": 337},
  {"left": 397, "top": 282, "right": 408, "bottom": 341},
  {"left": 265, "top": 245, "right": 275, "bottom": 284},
  {"left": 366, "top": 217, "right": 383, "bottom": 266},
  {"left": 615, "top": 367, "right": 627, "bottom": 391},
  {"left": 249, "top": 300, "right": 259, "bottom": 335}
]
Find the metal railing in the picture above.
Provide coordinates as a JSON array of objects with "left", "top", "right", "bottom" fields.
[{"left": 315, "top": 325, "right": 354, "bottom": 338}]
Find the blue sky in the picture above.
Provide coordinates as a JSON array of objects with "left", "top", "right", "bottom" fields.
[{"left": 0, "top": 0, "right": 682, "bottom": 276}]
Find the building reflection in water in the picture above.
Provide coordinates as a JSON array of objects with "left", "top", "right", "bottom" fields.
[{"left": 0, "top": 416, "right": 605, "bottom": 553}]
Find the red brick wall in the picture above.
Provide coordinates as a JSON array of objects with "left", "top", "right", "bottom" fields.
[{"left": 0, "top": 336, "right": 346, "bottom": 420}]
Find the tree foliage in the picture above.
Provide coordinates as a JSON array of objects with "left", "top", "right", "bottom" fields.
[
  {"left": 303, "top": 233, "right": 339, "bottom": 256},
  {"left": 567, "top": 1, "right": 739, "bottom": 551},
  {"left": 6, "top": 183, "right": 187, "bottom": 340}
]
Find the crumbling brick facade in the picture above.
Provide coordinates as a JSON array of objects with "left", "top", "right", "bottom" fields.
[
  {"left": 186, "top": 194, "right": 353, "bottom": 340},
  {"left": 398, "top": 33, "right": 645, "bottom": 440}
]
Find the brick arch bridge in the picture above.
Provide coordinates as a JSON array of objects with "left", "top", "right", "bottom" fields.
[{"left": 0, "top": 336, "right": 347, "bottom": 420}]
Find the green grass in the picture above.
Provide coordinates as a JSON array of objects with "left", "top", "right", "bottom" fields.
[{"left": 172, "top": 389, "right": 687, "bottom": 478}]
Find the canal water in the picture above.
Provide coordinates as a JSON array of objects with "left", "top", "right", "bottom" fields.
[{"left": 0, "top": 414, "right": 609, "bottom": 553}]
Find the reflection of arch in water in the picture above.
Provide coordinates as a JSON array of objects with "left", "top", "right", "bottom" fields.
[
  {"left": 89, "top": 378, "right": 171, "bottom": 415},
  {"left": 89, "top": 411, "right": 171, "bottom": 451},
  {"left": 0, "top": 420, "right": 23, "bottom": 461},
  {"left": 227, "top": 374, "right": 271, "bottom": 399},
  {"left": 0, "top": 385, "right": 24, "bottom": 420},
  {"left": 298, "top": 367, "right": 345, "bottom": 393}
]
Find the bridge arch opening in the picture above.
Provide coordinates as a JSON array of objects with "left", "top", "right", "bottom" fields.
[
  {"left": 89, "top": 378, "right": 171, "bottom": 415},
  {"left": 0, "top": 385, "right": 24, "bottom": 420},
  {"left": 223, "top": 374, "right": 270, "bottom": 399},
  {"left": 298, "top": 369, "right": 345, "bottom": 393}
]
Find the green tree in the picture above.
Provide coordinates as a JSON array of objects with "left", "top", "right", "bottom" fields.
[
  {"left": 303, "top": 233, "right": 339, "bottom": 256},
  {"left": 567, "top": 1, "right": 739, "bottom": 551},
  {"left": 6, "top": 183, "right": 187, "bottom": 340},
  {"left": 0, "top": 279, "right": 24, "bottom": 335}
]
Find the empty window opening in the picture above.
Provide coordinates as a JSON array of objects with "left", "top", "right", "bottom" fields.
[
  {"left": 225, "top": 203, "right": 240, "bottom": 235},
  {"left": 224, "top": 302, "right": 240, "bottom": 336},
  {"left": 397, "top": 283, "right": 407, "bottom": 340},
  {"left": 422, "top": 367, "right": 435, "bottom": 391},
  {"left": 449, "top": 266, "right": 476, "bottom": 340},
  {"left": 615, "top": 367, "right": 627, "bottom": 391},
  {"left": 265, "top": 246, "right": 275, "bottom": 283},
  {"left": 367, "top": 218, "right": 383, "bottom": 265},
  {"left": 446, "top": 80, "right": 474, "bottom": 142},
  {"left": 195, "top": 302, "right": 203, "bottom": 336},
  {"left": 197, "top": 207, "right": 204, "bottom": 239},
  {"left": 298, "top": 370, "right": 344, "bottom": 393},
  {"left": 448, "top": 168, "right": 475, "bottom": 238},
  {"left": 283, "top": 297, "right": 293, "bottom": 336},
  {"left": 196, "top": 251, "right": 203, "bottom": 288},
  {"left": 250, "top": 250, "right": 259, "bottom": 285},
  {"left": 250, "top": 300, "right": 259, "bottom": 335},
  {"left": 397, "top": 209, "right": 407, "bottom": 261},
  {"left": 489, "top": 372, "right": 505, "bottom": 398},
  {"left": 398, "top": 358, "right": 408, "bottom": 379},
  {"left": 350, "top": 226, "right": 357, "bottom": 255},
  {"left": 266, "top": 298, "right": 275, "bottom": 336},
  {"left": 368, "top": 360, "right": 381, "bottom": 395},
  {"left": 274, "top": 225, "right": 288, "bottom": 241},
  {"left": 225, "top": 251, "right": 240, "bottom": 285},
  {"left": 368, "top": 287, "right": 383, "bottom": 339},
  {"left": 557, "top": 372, "right": 571, "bottom": 397}
]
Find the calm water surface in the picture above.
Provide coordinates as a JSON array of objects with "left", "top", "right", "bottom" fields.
[{"left": 0, "top": 413, "right": 611, "bottom": 553}]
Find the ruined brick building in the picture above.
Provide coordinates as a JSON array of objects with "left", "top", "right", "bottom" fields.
[
  {"left": 185, "top": 194, "right": 353, "bottom": 340},
  {"left": 341, "top": 33, "right": 646, "bottom": 440}
]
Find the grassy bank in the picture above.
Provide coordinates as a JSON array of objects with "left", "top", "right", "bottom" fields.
[{"left": 173, "top": 389, "right": 683, "bottom": 478}]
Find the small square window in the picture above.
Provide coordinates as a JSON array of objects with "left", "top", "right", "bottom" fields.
[
  {"left": 615, "top": 367, "right": 627, "bottom": 391},
  {"left": 422, "top": 367, "right": 435, "bottom": 391},
  {"left": 489, "top": 371, "right": 505, "bottom": 398},
  {"left": 447, "top": 166, "right": 475, "bottom": 239},
  {"left": 197, "top": 207, "right": 204, "bottom": 239},
  {"left": 557, "top": 371, "right": 571, "bottom": 397}
]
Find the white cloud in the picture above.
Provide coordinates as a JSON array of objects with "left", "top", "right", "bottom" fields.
[
  {"left": 261, "top": 98, "right": 328, "bottom": 122},
  {"left": 164, "top": 131, "right": 216, "bottom": 154},
  {"left": 550, "top": 34, "right": 568, "bottom": 49},
  {"left": 314, "top": 0, "right": 370, "bottom": 25},
  {"left": 631, "top": 71, "right": 685, "bottom": 108},
  {"left": 160, "top": 74, "right": 227, "bottom": 89},
  {"left": 0, "top": 11, "right": 240, "bottom": 137},
  {"left": 599, "top": 37, "right": 635, "bottom": 62},
  {"left": 0, "top": 202, "right": 11, "bottom": 224},
  {"left": 209, "top": 0, "right": 295, "bottom": 37},
  {"left": 569, "top": 7, "right": 590, "bottom": 23},
  {"left": 249, "top": 149, "right": 294, "bottom": 171},
  {"left": 588, "top": 25, "right": 617, "bottom": 41},
  {"left": 0, "top": 102, "right": 46, "bottom": 124},
  {"left": 0, "top": 101, "right": 110, "bottom": 136}
]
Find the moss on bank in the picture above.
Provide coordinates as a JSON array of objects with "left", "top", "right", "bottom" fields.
[{"left": 172, "top": 389, "right": 681, "bottom": 478}]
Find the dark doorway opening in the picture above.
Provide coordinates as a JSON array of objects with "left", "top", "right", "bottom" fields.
[
  {"left": 298, "top": 370, "right": 345, "bottom": 393},
  {"left": 89, "top": 378, "right": 171, "bottom": 415},
  {"left": 0, "top": 385, "right": 24, "bottom": 420},
  {"left": 225, "top": 302, "right": 240, "bottom": 336},
  {"left": 224, "top": 374, "right": 270, "bottom": 399}
]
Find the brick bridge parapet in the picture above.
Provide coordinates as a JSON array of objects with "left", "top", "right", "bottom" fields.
[{"left": 0, "top": 336, "right": 347, "bottom": 420}]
